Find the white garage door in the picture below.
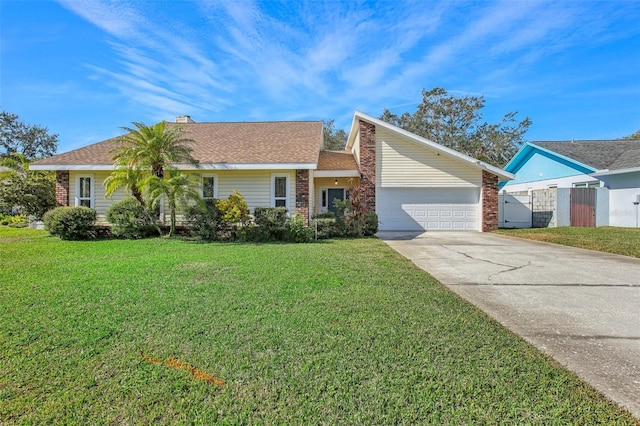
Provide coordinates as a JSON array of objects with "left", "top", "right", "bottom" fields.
[{"left": 377, "top": 188, "right": 480, "bottom": 231}]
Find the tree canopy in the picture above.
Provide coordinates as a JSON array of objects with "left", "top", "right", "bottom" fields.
[
  {"left": 323, "top": 120, "right": 347, "bottom": 150},
  {"left": 622, "top": 129, "right": 640, "bottom": 140},
  {"left": 0, "top": 153, "right": 56, "bottom": 219},
  {"left": 380, "top": 88, "right": 532, "bottom": 167},
  {"left": 112, "top": 121, "right": 199, "bottom": 179},
  {"left": 0, "top": 111, "right": 58, "bottom": 160}
]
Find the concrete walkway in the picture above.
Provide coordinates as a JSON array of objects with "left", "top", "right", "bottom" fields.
[{"left": 379, "top": 231, "right": 640, "bottom": 418}]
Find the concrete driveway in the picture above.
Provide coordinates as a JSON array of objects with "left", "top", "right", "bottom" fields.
[{"left": 379, "top": 231, "right": 640, "bottom": 418}]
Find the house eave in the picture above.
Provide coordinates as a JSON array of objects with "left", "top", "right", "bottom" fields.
[
  {"left": 30, "top": 162, "right": 318, "bottom": 171},
  {"left": 591, "top": 166, "right": 640, "bottom": 177},
  {"left": 190, "top": 162, "right": 317, "bottom": 170},
  {"left": 313, "top": 170, "right": 360, "bottom": 178},
  {"left": 29, "top": 164, "right": 115, "bottom": 171}
]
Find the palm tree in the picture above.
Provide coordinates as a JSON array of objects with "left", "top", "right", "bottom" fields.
[
  {"left": 113, "top": 121, "right": 199, "bottom": 179},
  {"left": 141, "top": 170, "right": 202, "bottom": 237},
  {"left": 106, "top": 121, "right": 201, "bottom": 235},
  {"left": 103, "top": 166, "right": 148, "bottom": 205}
]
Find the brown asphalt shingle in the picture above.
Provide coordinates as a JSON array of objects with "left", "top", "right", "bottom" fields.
[
  {"left": 317, "top": 151, "right": 359, "bottom": 170},
  {"left": 32, "top": 121, "right": 323, "bottom": 167}
]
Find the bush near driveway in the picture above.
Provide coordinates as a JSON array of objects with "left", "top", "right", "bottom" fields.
[{"left": 0, "top": 228, "right": 636, "bottom": 424}]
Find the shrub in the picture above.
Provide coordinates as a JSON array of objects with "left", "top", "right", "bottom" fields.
[
  {"left": 287, "top": 213, "right": 313, "bottom": 243},
  {"left": 332, "top": 184, "right": 377, "bottom": 237},
  {"left": 311, "top": 217, "right": 341, "bottom": 239},
  {"left": 253, "top": 207, "right": 288, "bottom": 241},
  {"left": 363, "top": 211, "right": 379, "bottom": 236},
  {"left": 312, "top": 211, "right": 336, "bottom": 219},
  {"left": 106, "top": 197, "right": 157, "bottom": 239},
  {"left": 184, "top": 199, "right": 221, "bottom": 240},
  {"left": 43, "top": 206, "right": 96, "bottom": 240},
  {"left": 0, "top": 213, "right": 28, "bottom": 228},
  {"left": 216, "top": 190, "right": 250, "bottom": 227}
]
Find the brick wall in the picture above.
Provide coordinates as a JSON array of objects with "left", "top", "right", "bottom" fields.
[
  {"left": 295, "top": 169, "right": 310, "bottom": 225},
  {"left": 55, "top": 171, "right": 70, "bottom": 207},
  {"left": 359, "top": 120, "right": 376, "bottom": 213},
  {"left": 482, "top": 170, "right": 498, "bottom": 232}
]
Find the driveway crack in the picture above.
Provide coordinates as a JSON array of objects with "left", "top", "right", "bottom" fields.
[
  {"left": 442, "top": 244, "right": 526, "bottom": 269},
  {"left": 441, "top": 245, "right": 532, "bottom": 280},
  {"left": 489, "top": 261, "right": 533, "bottom": 278}
]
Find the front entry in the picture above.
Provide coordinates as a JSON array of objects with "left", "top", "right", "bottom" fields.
[{"left": 327, "top": 188, "right": 345, "bottom": 217}]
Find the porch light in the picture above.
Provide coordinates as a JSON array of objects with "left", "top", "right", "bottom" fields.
[{"left": 334, "top": 179, "right": 339, "bottom": 186}]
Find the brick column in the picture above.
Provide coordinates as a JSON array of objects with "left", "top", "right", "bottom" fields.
[
  {"left": 482, "top": 170, "right": 498, "bottom": 232},
  {"left": 55, "top": 171, "right": 70, "bottom": 207},
  {"left": 295, "top": 169, "right": 310, "bottom": 225},
  {"left": 359, "top": 120, "right": 376, "bottom": 213}
]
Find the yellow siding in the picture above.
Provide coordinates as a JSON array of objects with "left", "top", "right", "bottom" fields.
[
  {"left": 216, "top": 170, "right": 295, "bottom": 210},
  {"left": 377, "top": 128, "right": 481, "bottom": 186},
  {"left": 70, "top": 169, "right": 301, "bottom": 225},
  {"left": 69, "top": 171, "right": 126, "bottom": 223}
]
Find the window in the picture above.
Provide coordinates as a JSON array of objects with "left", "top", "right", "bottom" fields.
[
  {"left": 271, "top": 174, "right": 289, "bottom": 208},
  {"left": 202, "top": 175, "right": 217, "bottom": 200},
  {"left": 574, "top": 181, "right": 600, "bottom": 188},
  {"left": 76, "top": 175, "right": 93, "bottom": 208}
]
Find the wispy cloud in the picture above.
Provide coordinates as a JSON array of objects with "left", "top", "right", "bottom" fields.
[
  {"left": 53, "top": 0, "right": 639, "bottom": 131},
  {"left": 56, "top": 0, "right": 230, "bottom": 120}
]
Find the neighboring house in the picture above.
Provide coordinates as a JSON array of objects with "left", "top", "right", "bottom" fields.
[
  {"left": 501, "top": 140, "right": 640, "bottom": 227},
  {"left": 30, "top": 111, "right": 513, "bottom": 232}
]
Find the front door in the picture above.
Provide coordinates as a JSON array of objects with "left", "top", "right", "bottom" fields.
[{"left": 327, "top": 188, "right": 345, "bottom": 217}]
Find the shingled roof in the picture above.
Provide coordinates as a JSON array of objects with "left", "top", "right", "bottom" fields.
[
  {"left": 533, "top": 139, "right": 640, "bottom": 171},
  {"left": 31, "top": 121, "right": 324, "bottom": 169},
  {"left": 317, "top": 151, "right": 359, "bottom": 171}
]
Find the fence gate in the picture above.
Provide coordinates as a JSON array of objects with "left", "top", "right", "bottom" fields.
[
  {"left": 570, "top": 188, "right": 595, "bottom": 227},
  {"left": 499, "top": 193, "right": 532, "bottom": 228}
]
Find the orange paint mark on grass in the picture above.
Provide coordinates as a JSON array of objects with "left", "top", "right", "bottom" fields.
[{"left": 140, "top": 354, "right": 225, "bottom": 386}]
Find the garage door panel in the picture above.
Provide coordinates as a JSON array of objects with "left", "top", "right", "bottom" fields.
[{"left": 378, "top": 188, "right": 479, "bottom": 231}]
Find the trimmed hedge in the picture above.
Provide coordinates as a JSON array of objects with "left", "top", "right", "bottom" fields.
[
  {"left": 106, "top": 197, "right": 158, "bottom": 239},
  {"left": 184, "top": 199, "right": 222, "bottom": 240},
  {"left": 253, "top": 207, "right": 288, "bottom": 241},
  {"left": 43, "top": 206, "right": 96, "bottom": 240}
]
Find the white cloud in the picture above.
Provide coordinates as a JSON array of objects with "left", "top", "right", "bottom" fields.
[{"left": 51, "top": 0, "right": 639, "bottom": 134}]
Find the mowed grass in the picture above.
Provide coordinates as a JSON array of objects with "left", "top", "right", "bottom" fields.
[
  {"left": 494, "top": 226, "right": 640, "bottom": 258},
  {"left": 0, "top": 229, "right": 636, "bottom": 424}
]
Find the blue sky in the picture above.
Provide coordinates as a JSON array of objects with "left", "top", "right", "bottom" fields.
[{"left": 1, "top": 0, "right": 639, "bottom": 154}]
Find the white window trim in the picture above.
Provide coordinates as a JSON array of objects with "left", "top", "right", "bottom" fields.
[
  {"left": 200, "top": 174, "right": 218, "bottom": 200},
  {"left": 271, "top": 173, "right": 290, "bottom": 210},
  {"left": 75, "top": 174, "right": 94, "bottom": 208}
]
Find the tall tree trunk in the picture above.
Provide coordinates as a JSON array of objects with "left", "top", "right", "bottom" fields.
[
  {"left": 131, "top": 184, "right": 145, "bottom": 206},
  {"left": 169, "top": 198, "right": 176, "bottom": 237}
]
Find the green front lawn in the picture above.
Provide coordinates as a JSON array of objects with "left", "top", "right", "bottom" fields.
[
  {"left": 494, "top": 226, "right": 640, "bottom": 258},
  {"left": 0, "top": 228, "right": 635, "bottom": 424}
]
